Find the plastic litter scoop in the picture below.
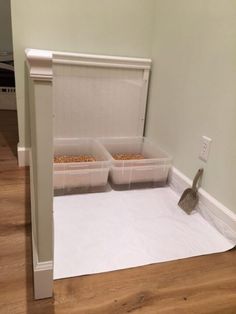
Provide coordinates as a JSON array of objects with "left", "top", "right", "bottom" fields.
[{"left": 178, "top": 168, "right": 204, "bottom": 214}]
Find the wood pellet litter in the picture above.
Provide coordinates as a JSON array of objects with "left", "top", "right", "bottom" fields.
[
  {"left": 112, "top": 153, "right": 145, "bottom": 160},
  {"left": 54, "top": 155, "right": 96, "bottom": 163}
]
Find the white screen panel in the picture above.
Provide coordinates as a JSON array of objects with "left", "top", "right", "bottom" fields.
[{"left": 53, "top": 63, "right": 149, "bottom": 138}]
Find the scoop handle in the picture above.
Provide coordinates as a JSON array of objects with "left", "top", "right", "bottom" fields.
[{"left": 192, "top": 168, "right": 204, "bottom": 192}]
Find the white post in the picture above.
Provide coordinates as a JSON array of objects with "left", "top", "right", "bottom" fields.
[{"left": 26, "top": 49, "right": 54, "bottom": 299}]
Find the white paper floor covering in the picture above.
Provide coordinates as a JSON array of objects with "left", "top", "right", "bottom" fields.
[{"left": 53, "top": 187, "right": 234, "bottom": 280}]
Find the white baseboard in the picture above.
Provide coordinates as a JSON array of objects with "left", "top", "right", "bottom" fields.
[
  {"left": 17, "top": 144, "right": 30, "bottom": 167},
  {"left": 32, "top": 236, "right": 53, "bottom": 300},
  {"left": 168, "top": 167, "right": 236, "bottom": 243},
  {"left": 29, "top": 149, "right": 53, "bottom": 299}
]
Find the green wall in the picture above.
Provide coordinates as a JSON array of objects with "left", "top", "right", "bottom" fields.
[
  {"left": 11, "top": 0, "right": 236, "bottom": 213},
  {"left": 11, "top": 0, "right": 155, "bottom": 147},
  {"left": 146, "top": 0, "right": 236, "bottom": 212}
]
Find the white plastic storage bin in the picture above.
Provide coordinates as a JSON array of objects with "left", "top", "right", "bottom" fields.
[
  {"left": 53, "top": 138, "right": 110, "bottom": 190},
  {"left": 98, "top": 137, "right": 172, "bottom": 185}
]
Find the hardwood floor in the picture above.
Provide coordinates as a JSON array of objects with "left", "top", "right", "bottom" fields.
[{"left": 0, "top": 109, "right": 236, "bottom": 314}]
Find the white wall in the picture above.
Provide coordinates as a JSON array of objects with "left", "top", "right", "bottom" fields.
[
  {"left": 0, "top": 0, "right": 13, "bottom": 52},
  {"left": 11, "top": 0, "right": 155, "bottom": 148},
  {"left": 146, "top": 0, "right": 236, "bottom": 212}
]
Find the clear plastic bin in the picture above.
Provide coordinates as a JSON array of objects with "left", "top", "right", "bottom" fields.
[
  {"left": 53, "top": 138, "right": 110, "bottom": 190},
  {"left": 98, "top": 137, "right": 172, "bottom": 185}
]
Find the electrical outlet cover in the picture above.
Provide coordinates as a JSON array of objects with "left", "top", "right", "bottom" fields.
[{"left": 199, "top": 136, "right": 212, "bottom": 162}]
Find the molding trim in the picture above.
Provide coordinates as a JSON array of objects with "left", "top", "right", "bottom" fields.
[
  {"left": 32, "top": 231, "right": 53, "bottom": 300},
  {"left": 53, "top": 50, "right": 152, "bottom": 69},
  {"left": 25, "top": 49, "right": 53, "bottom": 81},
  {"left": 29, "top": 149, "right": 53, "bottom": 299},
  {"left": 25, "top": 48, "right": 152, "bottom": 76},
  {"left": 17, "top": 144, "right": 30, "bottom": 167},
  {"left": 32, "top": 236, "right": 53, "bottom": 300},
  {"left": 168, "top": 167, "right": 236, "bottom": 243}
]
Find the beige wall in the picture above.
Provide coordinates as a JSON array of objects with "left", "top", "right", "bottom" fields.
[
  {"left": 146, "top": 0, "right": 236, "bottom": 212},
  {"left": 11, "top": 0, "right": 155, "bottom": 147},
  {"left": 0, "top": 0, "right": 13, "bottom": 52}
]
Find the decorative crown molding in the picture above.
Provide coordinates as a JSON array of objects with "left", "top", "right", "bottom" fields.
[{"left": 25, "top": 49, "right": 53, "bottom": 81}]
